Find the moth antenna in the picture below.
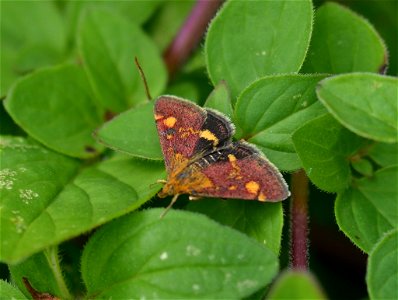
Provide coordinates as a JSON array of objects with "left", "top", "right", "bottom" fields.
[
  {"left": 160, "top": 194, "right": 179, "bottom": 218},
  {"left": 134, "top": 57, "right": 152, "bottom": 101}
]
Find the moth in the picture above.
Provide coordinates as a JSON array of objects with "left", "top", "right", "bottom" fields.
[{"left": 154, "top": 96, "right": 290, "bottom": 216}]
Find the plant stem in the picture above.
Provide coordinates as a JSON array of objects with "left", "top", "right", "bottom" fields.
[
  {"left": 290, "top": 169, "right": 309, "bottom": 270},
  {"left": 44, "top": 246, "right": 72, "bottom": 300},
  {"left": 163, "top": 0, "right": 224, "bottom": 77}
]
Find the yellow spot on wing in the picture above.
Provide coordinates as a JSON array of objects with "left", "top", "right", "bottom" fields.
[
  {"left": 179, "top": 127, "right": 199, "bottom": 138},
  {"left": 200, "top": 130, "right": 219, "bottom": 146},
  {"left": 228, "top": 154, "right": 237, "bottom": 162},
  {"left": 245, "top": 181, "right": 260, "bottom": 195},
  {"left": 258, "top": 192, "right": 267, "bottom": 201},
  {"left": 227, "top": 154, "right": 243, "bottom": 180},
  {"left": 164, "top": 117, "right": 177, "bottom": 128},
  {"left": 229, "top": 186, "right": 237, "bottom": 190}
]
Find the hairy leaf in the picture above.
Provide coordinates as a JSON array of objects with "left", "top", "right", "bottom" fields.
[
  {"left": 335, "top": 166, "right": 398, "bottom": 252},
  {"left": 187, "top": 200, "right": 283, "bottom": 255},
  {"left": 82, "top": 209, "right": 278, "bottom": 299},
  {"left": 292, "top": 114, "right": 364, "bottom": 192},
  {"left": 367, "top": 230, "right": 398, "bottom": 300},
  {"left": 302, "top": 2, "right": 387, "bottom": 74},
  {"left": 235, "top": 74, "right": 328, "bottom": 171},
  {"left": 0, "top": 137, "right": 163, "bottom": 263},
  {"left": 205, "top": 0, "right": 313, "bottom": 100},
  {"left": 317, "top": 73, "right": 398, "bottom": 143}
]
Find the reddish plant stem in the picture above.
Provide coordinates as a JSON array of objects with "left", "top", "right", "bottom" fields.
[
  {"left": 23, "top": 277, "right": 60, "bottom": 300},
  {"left": 290, "top": 169, "right": 310, "bottom": 270},
  {"left": 163, "top": 0, "right": 224, "bottom": 78}
]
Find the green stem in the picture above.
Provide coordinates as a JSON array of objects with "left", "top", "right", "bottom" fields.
[{"left": 44, "top": 246, "right": 72, "bottom": 300}]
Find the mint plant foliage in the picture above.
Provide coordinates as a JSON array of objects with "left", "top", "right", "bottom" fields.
[{"left": 1, "top": 1, "right": 397, "bottom": 299}]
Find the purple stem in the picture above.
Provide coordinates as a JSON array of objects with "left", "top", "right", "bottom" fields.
[
  {"left": 163, "top": 0, "right": 224, "bottom": 78},
  {"left": 290, "top": 169, "right": 309, "bottom": 270}
]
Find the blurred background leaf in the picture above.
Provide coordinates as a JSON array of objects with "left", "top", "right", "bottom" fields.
[
  {"left": 1, "top": 1, "right": 66, "bottom": 97},
  {"left": 78, "top": 9, "right": 167, "bottom": 112}
]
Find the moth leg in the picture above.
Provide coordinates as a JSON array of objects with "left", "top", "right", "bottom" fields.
[
  {"left": 160, "top": 194, "right": 180, "bottom": 218},
  {"left": 149, "top": 179, "right": 167, "bottom": 189},
  {"left": 189, "top": 195, "right": 202, "bottom": 201}
]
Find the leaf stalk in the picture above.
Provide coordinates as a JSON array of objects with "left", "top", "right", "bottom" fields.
[{"left": 44, "top": 246, "right": 73, "bottom": 300}]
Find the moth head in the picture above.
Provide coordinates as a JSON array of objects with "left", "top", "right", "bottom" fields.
[{"left": 157, "top": 181, "right": 174, "bottom": 198}]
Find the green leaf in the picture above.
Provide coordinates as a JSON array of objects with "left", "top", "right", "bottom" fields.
[
  {"left": 302, "top": 2, "right": 387, "bottom": 74},
  {"left": 1, "top": 1, "right": 66, "bottom": 96},
  {"left": 1, "top": 136, "right": 79, "bottom": 263},
  {"left": 204, "top": 81, "right": 233, "bottom": 118},
  {"left": 344, "top": 1, "right": 397, "bottom": 76},
  {"left": 183, "top": 50, "right": 207, "bottom": 73},
  {"left": 205, "top": 0, "right": 313, "bottom": 100},
  {"left": 96, "top": 101, "right": 162, "bottom": 160},
  {"left": 292, "top": 114, "right": 365, "bottom": 192},
  {"left": 0, "top": 136, "right": 163, "bottom": 264},
  {"left": 164, "top": 71, "right": 212, "bottom": 105},
  {"left": 0, "top": 280, "right": 27, "bottom": 299},
  {"left": 165, "top": 81, "right": 201, "bottom": 104},
  {"left": 4, "top": 64, "right": 103, "bottom": 159},
  {"left": 78, "top": 9, "right": 167, "bottom": 112},
  {"left": 68, "top": 1, "right": 161, "bottom": 28},
  {"left": 187, "top": 200, "right": 283, "bottom": 255},
  {"left": 235, "top": 74, "right": 328, "bottom": 171},
  {"left": 368, "top": 142, "right": 398, "bottom": 167},
  {"left": 335, "top": 166, "right": 398, "bottom": 253},
  {"left": 82, "top": 209, "right": 279, "bottom": 299},
  {"left": 96, "top": 154, "right": 166, "bottom": 201},
  {"left": 367, "top": 230, "right": 398, "bottom": 300},
  {"left": 351, "top": 158, "right": 373, "bottom": 177},
  {"left": 66, "top": 1, "right": 162, "bottom": 52},
  {"left": 267, "top": 270, "right": 326, "bottom": 299},
  {"left": 317, "top": 73, "right": 398, "bottom": 143}
]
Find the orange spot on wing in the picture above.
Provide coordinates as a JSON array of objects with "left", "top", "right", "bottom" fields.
[
  {"left": 228, "top": 185, "right": 237, "bottom": 190},
  {"left": 164, "top": 116, "right": 177, "bottom": 128},
  {"left": 258, "top": 192, "right": 267, "bottom": 201},
  {"left": 245, "top": 181, "right": 260, "bottom": 195}
]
